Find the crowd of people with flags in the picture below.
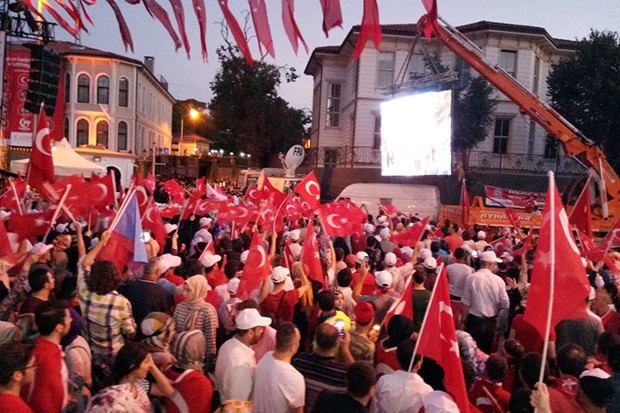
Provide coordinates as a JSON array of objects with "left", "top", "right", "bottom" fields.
[{"left": 0, "top": 167, "right": 619, "bottom": 413}]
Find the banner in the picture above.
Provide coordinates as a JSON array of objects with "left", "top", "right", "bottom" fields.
[
  {"left": 2, "top": 45, "right": 65, "bottom": 147},
  {"left": 485, "top": 185, "right": 546, "bottom": 209}
]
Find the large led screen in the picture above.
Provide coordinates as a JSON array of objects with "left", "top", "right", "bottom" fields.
[{"left": 380, "top": 90, "right": 452, "bottom": 176}]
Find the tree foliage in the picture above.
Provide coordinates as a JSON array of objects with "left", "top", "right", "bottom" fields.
[
  {"left": 172, "top": 99, "right": 213, "bottom": 138},
  {"left": 452, "top": 76, "right": 496, "bottom": 151},
  {"left": 208, "top": 46, "right": 310, "bottom": 166},
  {"left": 547, "top": 30, "right": 620, "bottom": 168}
]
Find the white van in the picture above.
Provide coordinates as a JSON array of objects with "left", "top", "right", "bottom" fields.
[{"left": 336, "top": 183, "right": 441, "bottom": 221}]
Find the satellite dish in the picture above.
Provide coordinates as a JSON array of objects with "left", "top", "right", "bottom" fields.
[{"left": 283, "top": 145, "right": 305, "bottom": 177}]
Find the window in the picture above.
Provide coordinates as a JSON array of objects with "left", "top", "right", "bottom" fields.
[
  {"left": 118, "top": 77, "right": 128, "bottom": 107},
  {"left": 117, "top": 121, "right": 128, "bottom": 151},
  {"left": 324, "top": 149, "right": 339, "bottom": 166},
  {"left": 377, "top": 52, "right": 395, "bottom": 87},
  {"left": 544, "top": 137, "right": 558, "bottom": 159},
  {"left": 97, "top": 76, "right": 109, "bottom": 104},
  {"left": 499, "top": 50, "right": 517, "bottom": 77},
  {"left": 326, "top": 83, "right": 341, "bottom": 127},
  {"left": 373, "top": 116, "right": 381, "bottom": 149},
  {"left": 533, "top": 56, "right": 540, "bottom": 95},
  {"left": 77, "top": 74, "right": 90, "bottom": 103},
  {"left": 528, "top": 121, "right": 536, "bottom": 155},
  {"left": 493, "top": 119, "right": 510, "bottom": 154},
  {"left": 96, "top": 120, "right": 109, "bottom": 148},
  {"left": 64, "top": 73, "right": 70, "bottom": 103},
  {"left": 76, "top": 119, "right": 89, "bottom": 146},
  {"left": 63, "top": 117, "right": 69, "bottom": 139},
  {"left": 408, "top": 54, "right": 426, "bottom": 79},
  {"left": 455, "top": 57, "right": 471, "bottom": 88}
]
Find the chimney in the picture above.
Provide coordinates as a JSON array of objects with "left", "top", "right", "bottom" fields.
[{"left": 144, "top": 56, "right": 155, "bottom": 74}]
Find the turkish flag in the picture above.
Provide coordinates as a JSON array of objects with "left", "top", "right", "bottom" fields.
[
  {"left": 319, "top": 0, "right": 342, "bottom": 37},
  {"left": 282, "top": 0, "right": 309, "bottom": 55},
  {"left": 181, "top": 187, "right": 206, "bottom": 220},
  {"left": 9, "top": 209, "right": 56, "bottom": 241},
  {"left": 260, "top": 177, "right": 287, "bottom": 208},
  {"left": 461, "top": 181, "right": 470, "bottom": 228},
  {"left": 569, "top": 182, "right": 592, "bottom": 238},
  {"left": 421, "top": 0, "right": 439, "bottom": 41},
  {"left": 0, "top": 219, "right": 16, "bottom": 266},
  {"left": 280, "top": 196, "right": 303, "bottom": 221},
  {"left": 163, "top": 179, "right": 186, "bottom": 205},
  {"left": 257, "top": 203, "right": 283, "bottom": 232},
  {"left": 511, "top": 228, "right": 533, "bottom": 258},
  {"left": 417, "top": 263, "right": 470, "bottom": 413},
  {"left": 206, "top": 183, "right": 228, "bottom": 202},
  {"left": 319, "top": 201, "right": 363, "bottom": 237},
  {"left": 0, "top": 176, "right": 26, "bottom": 212},
  {"left": 505, "top": 207, "right": 523, "bottom": 229},
  {"left": 237, "top": 229, "right": 270, "bottom": 300},
  {"left": 142, "top": 199, "right": 168, "bottom": 250},
  {"left": 490, "top": 236, "right": 512, "bottom": 256},
  {"left": 160, "top": 206, "right": 180, "bottom": 219},
  {"left": 132, "top": 174, "right": 150, "bottom": 215},
  {"left": 43, "top": 174, "right": 86, "bottom": 201},
  {"left": 353, "top": 0, "right": 382, "bottom": 60},
  {"left": 378, "top": 203, "right": 398, "bottom": 216},
  {"left": 390, "top": 217, "right": 429, "bottom": 246},
  {"left": 195, "top": 177, "right": 205, "bottom": 194},
  {"left": 89, "top": 173, "right": 117, "bottom": 208},
  {"left": 385, "top": 269, "right": 414, "bottom": 324},
  {"left": 28, "top": 110, "right": 56, "bottom": 193},
  {"left": 218, "top": 204, "right": 252, "bottom": 228},
  {"left": 143, "top": 173, "right": 156, "bottom": 195},
  {"left": 248, "top": 0, "right": 274, "bottom": 58},
  {"left": 523, "top": 175, "right": 591, "bottom": 340},
  {"left": 218, "top": 0, "right": 254, "bottom": 66},
  {"left": 296, "top": 171, "right": 321, "bottom": 209},
  {"left": 577, "top": 229, "right": 606, "bottom": 263},
  {"left": 244, "top": 184, "right": 261, "bottom": 204},
  {"left": 193, "top": 200, "right": 225, "bottom": 217},
  {"left": 283, "top": 238, "right": 296, "bottom": 270},
  {"left": 302, "top": 222, "right": 324, "bottom": 286}
]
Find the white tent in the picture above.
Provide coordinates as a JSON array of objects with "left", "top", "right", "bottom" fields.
[{"left": 10, "top": 138, "right": 106, "bottom": 178}]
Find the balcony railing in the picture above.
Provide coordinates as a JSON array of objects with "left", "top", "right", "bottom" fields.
[{"left": 305, "top": 146, "right": 381, "bottom": 168}]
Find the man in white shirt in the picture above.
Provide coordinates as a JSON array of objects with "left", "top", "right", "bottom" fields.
[
  {"left": 288, "top": 229, "right": 302, "bottom": 261},
  {"left": 446, "top": 247, "right": 474, "bottom": 300},
  {"left": 384, "top": 252, "right": 414, "bottom": 295},
  {"left": 253, "top": 323, "right": 305, "bottom": 413},
  {"left": 190, "top": 217, "right": 213, "bottom": 254},
  {"left": 370, "top": 338, "right": 433, "bottom": 413},
  {"left": 214, "top": 308, "right": 271, "bottom": 402},
  {"left": 461, "top": 250, "right": 510, "bottom": 353}
]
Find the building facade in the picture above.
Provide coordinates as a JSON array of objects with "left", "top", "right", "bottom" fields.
[{"left": 304, "top": 21, "right": 583, "bottom": 199}]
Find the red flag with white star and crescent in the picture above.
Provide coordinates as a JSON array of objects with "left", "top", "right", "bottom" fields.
[
  {"left": 301, "top": 222, "right": 324, "bottom": 286},
  {"left": 296, "top": 171, "right": 321, "bottom": 209},
  {"left": 237, "top": 229, "right": 270, "bottom": 300}
]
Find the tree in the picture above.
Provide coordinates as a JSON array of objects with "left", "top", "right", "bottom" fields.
[
  {"left": 172, "top": 99, "right": 213, "bottom": 138},
  {"left": 208, "top": 46, "right": 310, "bottom": 166},
  {"left": 547, "top": 30, "right": 620, "bottom": 169},
  {"left": 452, "top": 76, "right": 496, "bottom": 151}
]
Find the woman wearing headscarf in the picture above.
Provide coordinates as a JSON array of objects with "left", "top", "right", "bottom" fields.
[
  {"left": 62, "top": 307, "right": 92, "bottom": 397},
  {"left": 165, "top": 330, "right": 213, "bottom": 413},
  {"left": 140, "top": 312, "right": 176, "bottom": 371},
  {"left": 172, "top": 275, "right": 218, "bottom": 371}
]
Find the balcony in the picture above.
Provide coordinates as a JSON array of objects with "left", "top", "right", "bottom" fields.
[{"left": 305, "top": 146, "right": 381, "bottom": 168}]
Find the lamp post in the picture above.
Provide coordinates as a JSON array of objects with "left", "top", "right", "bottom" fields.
[{"left": 179, "top": 108, "right": 199, "bottom": 156}]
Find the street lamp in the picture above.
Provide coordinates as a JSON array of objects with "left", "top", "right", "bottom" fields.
[{"left": 179, "top": 108, "right": 199, "bottom": 156}]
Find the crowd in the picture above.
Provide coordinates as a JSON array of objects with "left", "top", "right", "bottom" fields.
[{"left": 1, "top": 180, "right": 619, "bottom": 413}]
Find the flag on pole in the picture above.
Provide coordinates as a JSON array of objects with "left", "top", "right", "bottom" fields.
[
  {"left": 237, "top": 229, "right": 270, "bottom": 299},
  {"left": 523, "top": 173, "right": 591, "bottom": 340},
  {"left": 301, "top": 222, "right": 324, "bottom": 286},
  {"left": 390, "top": 217, "right": 429, "bottom": 247},
  {"left": 568, "top": 181, "right": 592, "bottom": 238},
  {"left": 461, "top": 179, "right": 470, "bottom": 228},
  {"left": 28, "top": 109, "right": 56, "bottom": 193},
  {"left": 296, "top": 171, "right": 321, "bottom": 209}
]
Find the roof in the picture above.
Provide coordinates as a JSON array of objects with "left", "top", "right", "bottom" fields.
[
  {"left": 74, "top": 146, "right": 137, "bottom": 159},
  {"left": 172, "top": 133, "right": 213, "bottom": 144},
  {"left": 305, "top": 20, "right": 579, "bottom": 74}
]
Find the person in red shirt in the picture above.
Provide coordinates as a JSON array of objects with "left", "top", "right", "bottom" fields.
[
  {"left": 350, "top": 252, "right": 376, "bottom": 296},
  {"left": 551, "top": 343, "right": 587, "bottom": 412},
  {"left": 0, "top": 340, "right": 37, "bottom": 413},
  {"left": 592, "top": 288, "right": 620, "bottom": 334},
  {"left": 375, "top": 315, "right": 414, "bottom": 379},
  {"left": 469, "top": 354, "right": 511, "bottom": 413},
  {"left": 258, "top": 266, "right": 310, "bottom": 325},
  {"left": 444, "top": 224, "right": 464, "bottom": 255}
]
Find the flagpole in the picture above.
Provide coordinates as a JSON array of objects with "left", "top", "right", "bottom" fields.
[
  {"left": 395, "top": 263, "right": 445, "bottom": 412},
  {"left": 539, "top": 171, "right": 556, "bottom": 385},
  {"left": 10, "top": 181, "right": 24, "bottom": 215},
  {"left": 273, "top": 197, "right": 288, "bottom": 233},
  {"left": 43, "top": 183, "right": 72, "bottom": 242},
  {"left": 108, "top": 188, "right": 135, "bottom": 233},
  {"left": 110, "top": 173, "right": 119, "bottom": 210}
]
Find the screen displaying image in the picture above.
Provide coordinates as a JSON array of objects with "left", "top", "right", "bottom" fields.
[{"left": 380, "top": 90, "right": 452, "bottom": 176}]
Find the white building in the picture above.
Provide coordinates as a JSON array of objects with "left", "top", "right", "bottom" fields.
[{"left": 304, "top": 21, "right": 581, "bottom": 197}]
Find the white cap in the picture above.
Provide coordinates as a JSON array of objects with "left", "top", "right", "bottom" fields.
[
  {"left": 290, "top": 229, "right": 300, "bottom": 241},
  {"left": 164, "top": 223, "right": 178, "bottom": 233},
  {"left": 0, "top": 210, "right": 10, "bottom": 220},
  {"left": 425, "top": 224, "right": 433, "bottom": 232},
  {"left": 240, "top": 250, "right": 249, "bottom": 263},
  {"left": 235, "top": 308, "right": 272, "bottom": 330},
  {"left": 477, "top": 230, "right": 486, "bottom": 239},
  {"left": 271, "top": 266, "right": 290, "bottom": 283},
  {"left": 501, "top": 251, "right": 514, "bottom": 263},
  {"left": 580, "top": 368, "right": 611, "bottom": 379},
  {"left": 31, "top": 242, "right": 53, "bottom": 255},
  {"left": 199, "top": 217, "right": 212, "bottom": 227},
  {"left": 418, "top": 248, "right": 432, "bottom": 260},
  {"left": 375, "top": 270, "right": 392, "bottom": 288},
  {"left": 377, "top": 215, "right": 387, "bottom": 225},
  {"left": 423, "top": 256, "right": 437, "bottom": 270},
  {"left": 159, "top": 254, "right": 182, "bottom": 273},
  {"left": 55, "top": 223, "right": 68, "bottom": 233},
  {"left": 363, "top": 223, "right": 375, "bottom": 233},
  {"left": 379, "top": 227, "right": 390, "bottom": 239},
  {"left": 423, "top": 391, "right": 459, "bottom": 413},
  {"left": 480, "top": 250, "right": 502, "bottom": 263},
  {"left": 227, "top": 278, "right": 240, "bottom": 295},
  {"left": 355, "top": 251, "right": 369, "bottom": 264},
  {"left": 385, "top": 252, "right": 397, "bottom": 266},
  {"left": 200, "top": 253, "right": 221, "bottom": 268}
]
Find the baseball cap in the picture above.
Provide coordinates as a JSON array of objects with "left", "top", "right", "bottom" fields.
[
  {"left": 423, "top": 256, "right": 437, "bottom": 270},
  {"left": 235, "top": 308, "right": 272, "bottom": 330},
  {"left": 227, "top": 278, "right": 240, "bottom": 295},
  {"left": 363, "top": 223, "right": 375, "bottom": 233},
  {"left": 375, "top": 270, "right": 392, "bottom": 288},
  {"left": 384, "top": 252, "right": 397, "bottom": 266},
  {"left": 270, "top": 266, "right": 290, "bottom": 283},
  {"left": 164, "top": 223, "right": 178, "bottom": 233},
  {"left": 290, "top": 229, "right": 300, "bottom": 241},
  {"left": 418, "top": 248, "right": 432, "bottom": 260},
  {"left": 377, "top": 216, "right": 387, "bottom": 225},
  {"left": 579, "top": 368, "right": 614, "bottom": 407},
  {"left": 200, "top": 253, "right": 221, "bottom": 268},
  {"left": 240, "top": 250, "right": 249, "bottom": 263},
  {"left": 477, "top": 230, "right": 486, "bottom": 239},
  {"left": 345, "top": 254, "right": 356, "bottom": 266},
  {"left": 355, "top": 251, "right": 369, "bottom": 264},
  {"left": 199, "top": 217, "right": 212, "bottom": 227},
  {"left": 0, "top": 210, "right": 10, "bottom": 220},
  {"left": 480, "top": 250, "right": 502, "bottom": 263},
  {"left": 354, "top": 302, "right": 375, "bottom": 324},
  {"left": 379, "top": 227, "right": 390, "bottom": 239},
  {"left": 31, "top": 242, "right": 53, "bottom": 255},
  {"left": 159, "top": 254, "right": 182, "bottom": 273}
]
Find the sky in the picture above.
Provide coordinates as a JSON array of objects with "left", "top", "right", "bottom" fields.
[{"left": 53, "top": 0, "right": 620, "bottom": 111}]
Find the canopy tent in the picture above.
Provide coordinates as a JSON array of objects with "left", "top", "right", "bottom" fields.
[{"left": 10, "top": 138, "right": 106, "bottom": 178}]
